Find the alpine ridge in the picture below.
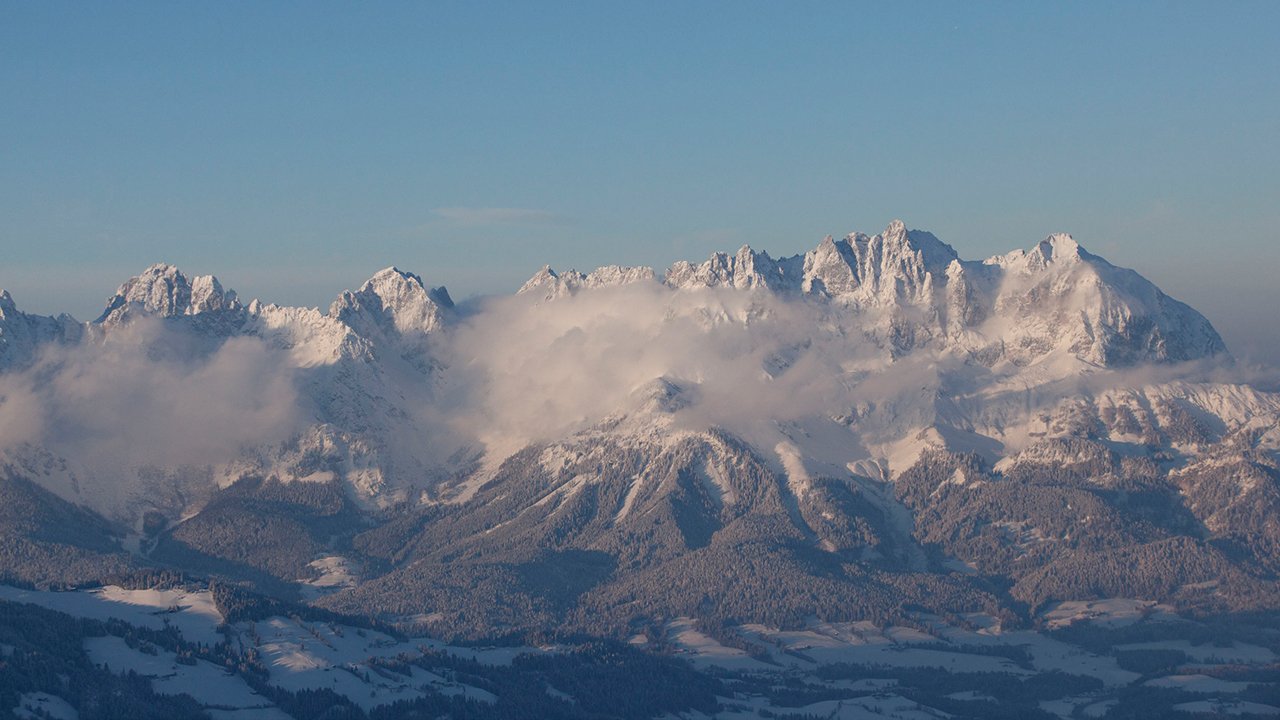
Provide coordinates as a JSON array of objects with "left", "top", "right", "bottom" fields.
[{"left": 531, "top": 220, "right": 1226, "bottom": 367}]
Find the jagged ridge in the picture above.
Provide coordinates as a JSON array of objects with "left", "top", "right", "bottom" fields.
[{"left": 523, "top": 220, "right": 1227, "bottom": 367}]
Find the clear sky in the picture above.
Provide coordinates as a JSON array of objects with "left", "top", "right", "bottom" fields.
[{"left": 2, "top": 2, "right": 1278, "bottom": 359}]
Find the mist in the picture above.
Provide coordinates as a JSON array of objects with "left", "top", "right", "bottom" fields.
[
  {"left": 440, "top": 284, "right": 890, "bottom": 452},
  {"left": 0, "top": 318, "right": 302, "bottom": 517}
]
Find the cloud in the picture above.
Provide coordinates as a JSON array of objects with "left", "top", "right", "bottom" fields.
[
  {"left": 431, "top": 206, "right": 566, "bottom": 227},
  {"left": 435, "top": 280, "right": 1266, "bottom": 469},
  {"left": 437, "top": 283, "right": 920, "bottom": 456},
  {"left": 0, "top": 318, "right": 303, "bottom": 519}
]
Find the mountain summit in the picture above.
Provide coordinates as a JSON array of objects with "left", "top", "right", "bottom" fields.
[{"left": 97, "top": 263, "right": 241, "bottom": 324}]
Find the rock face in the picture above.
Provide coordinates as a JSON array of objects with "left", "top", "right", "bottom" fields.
[{"left": 330, "top": 266, "right": 453, "bottom": 340}]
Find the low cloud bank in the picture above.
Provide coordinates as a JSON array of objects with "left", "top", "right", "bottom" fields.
[
  {"left": 0, "top": 318, "right": 301, "bottom": 514},
  {"left": 441, "top": 284, "right": 892, "bottom": 450}
]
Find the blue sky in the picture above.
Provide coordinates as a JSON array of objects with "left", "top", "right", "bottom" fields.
[{"left": 2, "top": 2, "right": 1278, "bottom": 358}]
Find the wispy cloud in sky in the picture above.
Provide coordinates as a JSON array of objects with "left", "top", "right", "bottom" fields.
[{"left": 431, "top": 207, "right": 567, "bottom": 227}]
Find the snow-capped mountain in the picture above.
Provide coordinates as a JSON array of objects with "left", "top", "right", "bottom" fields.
[
  {"left": 2, "top": 220, "right": 1278, "bottom": 645},
  {"left": 0, "top": 221, "right": 1244, "bottom": 519},
  {"left": 0, "top": 262, "right": 459, "bottom": 519},
  {"left": 533, "top": 220, "right": 1225, "bottom": 367},
  {"left": 96, "top": 262, "right": 242, "bottom": 325}
]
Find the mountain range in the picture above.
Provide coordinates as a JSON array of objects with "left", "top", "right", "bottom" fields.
[{"left": 2, "top": 221, "right": 1279, "bottom": 718}]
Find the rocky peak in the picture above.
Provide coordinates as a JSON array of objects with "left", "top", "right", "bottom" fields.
[
  {"left": 0, "top": 290, "right": 17, "bottom": 319},
  {"left": 518, "top": 266, "right": 561, "bottom": 293},
  {"left": 860, "top": 222, "right": 956, "bottom": 279},
  {"left": 1030, "top": 233, "right": 1084, "bottom": 268},
  {"left": 190, "top": 275, "right": 236, "bottom": 314},
  {"left": 331, "top": 267, "right": 453, "bottom": 337},
  {"left": 665, "top": 244, "right": 786, "bottom": 290},
  {"left": 0, "top": 289, "right": 84, "bottom": 372},
  {"left": 903, "top": 229, "right": 961, "bottom": 272},
  {"left": 725, "top": 245, "right": 783, "bottom": 289},
  {"left": 801, "top": 235, "right": 859, "bottom": 296},
  {"left": 991, "top": 234, "right": 1088, "bottom": 275},
  {"left": 630, "top": 376, "right": 692, "bottom": 414},
  {"left": 520, "top": 264, "right": 657, "bottom": 300},
  {"left": 96, "top": 264, "right": 240, "bottom": 324},
  {"left": 518, "top": 265, "right": 583, "bottom": 300}
]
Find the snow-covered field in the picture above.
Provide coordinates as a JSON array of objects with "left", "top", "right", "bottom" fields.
[
  {"left": 1043, "top": 599, "right": 1178, "bottom": 630},
  {"left": 244, "top": 614, "right": 500, "bottom": 709},
  {"left": 0, "top": 584, "right": 225, "bottom": 646},
  {"left": 1146, "top": 674, "right": 1252, "bottom": 694},
  {"left": 713, "top": 692, "right": 951, "bottom": 720},
  {"left": 13, "top": 692, "right": 78, "bottom": 720},
  {"left": 1, "top": 584, "right": 522, "bottom": 714},
  {"left": 656, "top": 605, "right": 1279, "bottom": 719},
  {"left": 661, "top": 614, "right": 1141, "bottom": 687},
  {"left": 4, "top": 584, "right": 1278, "bottom": 719},
  {"left": 298, "top": 555, "right": 360, "bottom": 599},
  {"left": 85, "top": 635, "right": 270, "bottom": 708},
  {"left": 1116, "top": 639, "right": 1277, "bottom": 665},
  {"left": 1173, "top": 699, "right": 1280, "bottom": 716}
]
